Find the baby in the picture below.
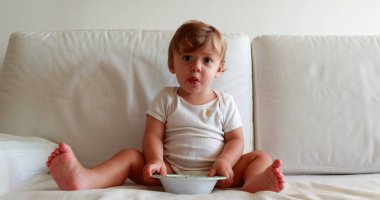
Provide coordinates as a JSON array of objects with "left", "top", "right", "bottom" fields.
[{"left": 46, "top": 20, "right": 285, "bottom": 193}]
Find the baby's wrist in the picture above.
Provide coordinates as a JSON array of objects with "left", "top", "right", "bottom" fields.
[
  {"left": 148, "top": 159, "right": 164, "bottom": 164},
  {"left": 215, "top": 158, "right": 232, "bottom": 167}
]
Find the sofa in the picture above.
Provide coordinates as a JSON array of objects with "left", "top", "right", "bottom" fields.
[{"left": 1, "top": 30, "right": 380, "bottom": 199}]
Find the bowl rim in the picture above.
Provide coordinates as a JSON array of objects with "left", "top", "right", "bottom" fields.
[{"left": 151, "top": 174, "right": 227, "bottom": 181}]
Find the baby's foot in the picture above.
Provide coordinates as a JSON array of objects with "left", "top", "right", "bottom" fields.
[
  {"left": 242, "top": 159, "right": 285, "bottom": 193},
  {"left": 46, "top": 143, "right": 90, "bottom": 190}
]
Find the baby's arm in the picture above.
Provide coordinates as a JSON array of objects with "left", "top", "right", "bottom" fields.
[
  {"left": 208, "top": 127, "right": 244, "bottom": 187},
  {"left": 142, "top": 115, "right": 167, "bottom": 182}
]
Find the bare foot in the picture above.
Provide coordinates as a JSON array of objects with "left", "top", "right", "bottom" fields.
[
  {"left": 46, "top": 143, "right": 91, "bottom": 190},
  {"left": 242, "top": 159, "right": 285, "bottom": 193}
]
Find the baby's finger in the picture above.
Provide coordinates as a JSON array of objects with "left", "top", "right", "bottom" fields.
[
  {"left": 217, "top": 168, "right": 229, "bottom": 179},
  {"left": 160, "top": 165, "right": 167, "bottom": 176},
  {"left": 146, "top": 166, "right": 154, "bottom": 176},
  {"left": 208, "top": 168, "right": 217, "bottom": 177},
  {"left": 146, "top": 164, "right": 160, "bottom": 176}
]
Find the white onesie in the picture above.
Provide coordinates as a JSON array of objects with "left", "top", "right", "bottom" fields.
[{"left": 146, "top": 87, "right": 243, "bottom": 175}]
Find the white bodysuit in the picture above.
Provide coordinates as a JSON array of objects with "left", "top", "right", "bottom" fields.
[{"left": 146, "top": 87, "right": 243, "bottom": 175}]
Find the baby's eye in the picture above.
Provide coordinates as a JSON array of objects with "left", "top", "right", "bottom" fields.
[
  {"left": 203, "top": 57, "right": 213, "bottom": 64},
  {"left": 182, "top": 55, "right": 192, "bottom": 62}
]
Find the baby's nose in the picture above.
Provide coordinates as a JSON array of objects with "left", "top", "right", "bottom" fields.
[{"left": 191, "top": 60, "right": 202, "bottom": 72}]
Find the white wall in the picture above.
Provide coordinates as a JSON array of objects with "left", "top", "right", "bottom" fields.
[{"left": 1, "top": 0, "right": 380, "bottom": 67}]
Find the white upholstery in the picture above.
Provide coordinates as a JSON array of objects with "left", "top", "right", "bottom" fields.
[
  {"left": 0, "top": 134, "right": 56, "bottom": 194},
  {"left": 252, "top": 35, "right": 380, "bottom": 174},
  {"left": 0, "top": 31, "right": 252, "bottom": 167},
  {"left": 3, "top": 30, "right": 380, "bottom": 199}
]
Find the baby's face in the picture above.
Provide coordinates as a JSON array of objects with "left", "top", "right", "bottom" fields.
[{"left": 169, "top": 43, "right": 224, "bottom": 98}]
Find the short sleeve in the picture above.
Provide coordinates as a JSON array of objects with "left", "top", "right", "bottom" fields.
[
  {"left": 146, "top": 87, "right": 175, "bottom": 123},
  {"left": 220, "top": 93, "right": 244, "bottom": 133}
]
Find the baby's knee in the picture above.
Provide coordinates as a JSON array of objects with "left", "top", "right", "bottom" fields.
[
  {"left": 117, "top": 148, "right": 143, "bottom": 159},
  {"left": 245, "top": 150, "right": 272, "bottom": 163}
]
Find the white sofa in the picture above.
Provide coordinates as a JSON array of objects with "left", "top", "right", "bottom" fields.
[{"left": 1, "top": 30, "right": 380, "bottom": 199}]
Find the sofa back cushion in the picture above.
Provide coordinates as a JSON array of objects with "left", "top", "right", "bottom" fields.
[
  {"left": 252, "top": 35, "right": 380, "bottom": 174},
  {"left": 0, "top": 31, "right": 252, "bottom": 167}
]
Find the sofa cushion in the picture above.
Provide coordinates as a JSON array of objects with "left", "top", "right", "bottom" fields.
[
  {"left": 252, "top": 35, "right": 380, "bottom": 174},
  {"left": 0, "top": 30, "right": 252, "bottom": 167},
  {"left": 0, "top": 133, "right": 56, "bottom": 194}
]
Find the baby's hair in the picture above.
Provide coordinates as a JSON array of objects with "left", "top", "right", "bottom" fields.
[{"left": 168, "top": 20, "right": 227, "bottom": 69}]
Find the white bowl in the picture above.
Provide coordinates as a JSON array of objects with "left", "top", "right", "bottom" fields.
[{"left": 152, "top": 174, "right": 226, "bottom": 194}]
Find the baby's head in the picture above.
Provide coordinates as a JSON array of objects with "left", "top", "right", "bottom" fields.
[{"left": 168, "top": 20, "right": 227, "bottom": 69}]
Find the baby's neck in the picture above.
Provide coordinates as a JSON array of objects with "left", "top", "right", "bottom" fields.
[{"left": 177, "top": 88, "right": 216, "bottom": 105}]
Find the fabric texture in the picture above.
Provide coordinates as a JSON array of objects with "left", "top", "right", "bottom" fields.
[
  {"left": 147, "top": 87, "right": 243, "bottom": 174},
  {"left": 3, "top": 173, "right": 380, "bottom": 199},
  {"left": 252, "top": 35, "right": 380, "bottom": 174},
  {"left": 0, "top": 133, "right": 56, "bottom": 194}
]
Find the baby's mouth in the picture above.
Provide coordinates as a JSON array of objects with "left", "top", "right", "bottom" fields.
[{"left": 189, "top": 77, "right": 200, "bottom": 84}]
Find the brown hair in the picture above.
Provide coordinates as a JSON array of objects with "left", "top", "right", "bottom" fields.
[{"left": 168, "top": 20, "right": 227, "bottom": 68}]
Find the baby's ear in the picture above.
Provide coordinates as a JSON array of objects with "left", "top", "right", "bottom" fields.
[
  {"left": 215, "top": 62, "right": 225, "bottom": 78},
  {"left": 169, "top": 64, "right": 176, "bottom": 74},
  {"left": 168, "top": 59, "right": 176, "bottom": 74}
]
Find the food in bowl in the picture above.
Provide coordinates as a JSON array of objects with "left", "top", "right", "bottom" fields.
[{"left": 152, "top": 174, "right": 227, "bottom": 194}]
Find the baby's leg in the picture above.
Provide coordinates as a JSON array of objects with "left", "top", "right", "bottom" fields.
[
  {"left": 231, "top": 151, "right": 285, "bottom": 193},
  {"left": 46, "top": 143, "right": 146, "bottom": 190}
]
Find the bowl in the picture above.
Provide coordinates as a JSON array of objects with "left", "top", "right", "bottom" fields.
[{"left": 152, "top": 174, "right": 226, "bottom": 194}]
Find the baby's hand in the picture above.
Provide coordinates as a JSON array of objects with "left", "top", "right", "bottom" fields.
[
  {"left": 143, "top": 160, "right": 167, "bottom": 186},
  {"left": 208, "top": 159, "right": 234, "bottom": 188}
]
